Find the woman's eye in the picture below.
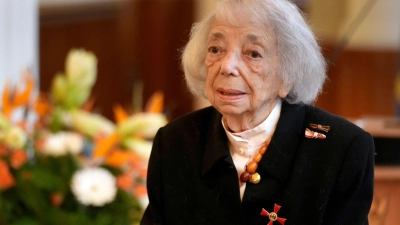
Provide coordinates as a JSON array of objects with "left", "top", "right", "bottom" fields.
[
  {"left": 250, "top": 51, "right": 261, "bottom": 58},
  {"left": 209, "top": 47, "right": 219, "bottom": 54}
]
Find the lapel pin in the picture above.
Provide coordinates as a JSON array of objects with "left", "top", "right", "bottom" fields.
[
  {"left": 305, "top": 128, "right": 326, "bottom": 139},
  {"left": 260, "top": 204, "right": 287, "bottom": 225},
  {"left": 309, "top": 123, "right": 330, "bottom": 132}
]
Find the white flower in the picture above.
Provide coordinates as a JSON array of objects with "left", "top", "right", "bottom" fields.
[
  {"left": 63, "top": 132, "right": 84, "bottom": 155},
  {"left": 4, "top": 126, "right": 28, "bottom": 149},
  {"left": 122, "top": 138, "right": 152, "bottom": 161},
  {"left": 117, "top": 113, "right": 167, "bottom": 139},
  {"left": 42, "top": 133, "right": 68, "bottom": 156},
  {"left": 65, "top": 49, "right": 97, "bottom": 89},
  {"left": 42, "top": 132, "right": 83, "bottom": 156},
  {"left": 71, "top": 167, "right": 117, "bottom": 206},
  {"left": 69, "top": 110, "right": 115, "bottom": 138}
]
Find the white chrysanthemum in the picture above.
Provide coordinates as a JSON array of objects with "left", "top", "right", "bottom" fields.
[{"left": 71, "top": 167, "right": 117, "bottom": 207}]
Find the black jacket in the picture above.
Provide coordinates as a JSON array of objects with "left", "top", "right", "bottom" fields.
[{"left": 141, "top": 102, "right": 374, "bottom": 225}]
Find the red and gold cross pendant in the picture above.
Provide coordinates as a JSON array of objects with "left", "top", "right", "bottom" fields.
[{"left": 260, "top": 204, "right": 286, "bottom": 225}]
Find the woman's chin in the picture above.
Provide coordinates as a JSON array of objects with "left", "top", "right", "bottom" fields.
[{"left": 215, "top": 104, "right": 247, "bottom": 117}]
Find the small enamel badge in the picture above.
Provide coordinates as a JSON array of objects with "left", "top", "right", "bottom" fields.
[
  {"left": 260, "top": 204, "right": 286, "bottom": 225},
  {"left": 305, "top": 128, "right": 326, "bottom": 139},
  {"left": 309, "top": 123, "right": 330, "bottom": 132}
]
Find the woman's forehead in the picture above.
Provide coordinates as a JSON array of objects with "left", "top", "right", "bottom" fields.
[
  {"left": 213, "top": 13, "right": 267, "bottom": 29},
  {"left": 208, "top": 19, "right": 276, "bottom": 43}
]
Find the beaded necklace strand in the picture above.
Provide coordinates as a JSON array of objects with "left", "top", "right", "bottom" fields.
[{"left": 239, "top": 138, "right": 271, "bottom": 184}]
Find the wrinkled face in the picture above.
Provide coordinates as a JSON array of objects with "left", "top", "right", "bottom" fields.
[{"left": 205, "top": 20, "right": 290, "bottom": 123}]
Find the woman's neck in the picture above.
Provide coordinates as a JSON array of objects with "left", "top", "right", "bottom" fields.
[
  {"left": 223, "top": 111, "right": 270, "bottom": 133},
  {"left": 222, "top": 99, "right": 281, "bottom": 133}
]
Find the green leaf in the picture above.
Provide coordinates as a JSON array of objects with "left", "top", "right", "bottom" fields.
[
  {"left": 30, "top": 166, "right": 64, "bottom": 191},
  {"left": 49, "top": 107, "right": 66, "bottom": 133},
  {"left": 11, "top": 218, "right": 41, "bottom": 225},
  {"left": 15, "top": 179, "right": 50, "bottom": 222},
  {"left": 51, "top": 74, "right": 69, "bottom": 106}
]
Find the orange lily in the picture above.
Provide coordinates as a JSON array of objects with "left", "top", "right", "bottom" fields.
[
  {"left": 145, "top": 91, "right": 164, "bottom": 113},
  {"left": 34, "top": 94, "right": 52, "bottom": 118},
  {"left": 105, "top": 148, "right": 136, "bottom": 168},
  {"left": 113, "top": 104, "right": 129, "bottom": 123},
  {"left": 2, "top": 73, "right": 34, "bottom": 118},
  {"left": 92, "top": 132, "right": 119, "bottom": 158}
]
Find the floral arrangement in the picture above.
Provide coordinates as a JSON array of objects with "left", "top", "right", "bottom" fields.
[{"left": 0, "top": 49, "right": 167, "bottom": 225}]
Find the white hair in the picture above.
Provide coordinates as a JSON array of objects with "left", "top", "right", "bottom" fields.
[{"left": 181, "top": 0, "right": 326, "bottom": 104}]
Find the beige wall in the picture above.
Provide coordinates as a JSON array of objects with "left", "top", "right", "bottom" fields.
[
  {"left": 344, "top": 0, "right": 399, "bottom": 50},
  {"left": 308, "top": 0, "right": 347, "bottom": 44},
  {"left": 196, "top": 0, "right": 400, "bottom": 50},
  {"left": 195, "top": 0, "right": 220, "bottom": 20},
  {"left": 309, "top": 0, "right": 400, "bottom": 50}
]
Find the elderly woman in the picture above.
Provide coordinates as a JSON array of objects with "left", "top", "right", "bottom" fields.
[{"left": 141, "top": 0, "right": 374, "bottom": 224}]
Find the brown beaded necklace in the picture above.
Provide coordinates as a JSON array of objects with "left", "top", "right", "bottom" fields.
[{"left": 239, "top": 138, "right": 271, "bottom": 184}]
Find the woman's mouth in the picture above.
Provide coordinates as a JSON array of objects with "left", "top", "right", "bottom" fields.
[{"left": 217, "top": 88, "right": 245, "bottom": 99}]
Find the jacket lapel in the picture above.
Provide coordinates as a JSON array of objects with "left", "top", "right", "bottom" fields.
[
  {"left": 259, "top": 102, "right": 305, "bottom": 182},
  {"left": 201, "top": 109, "right": 231, "bottom": 176},
  {"left": 199, "top": 109, "right": 246, "bottom": 224}
]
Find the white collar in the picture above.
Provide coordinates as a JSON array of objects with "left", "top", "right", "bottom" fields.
[{"left": 222, "top": 98, "right": 282, "bottom": 156}]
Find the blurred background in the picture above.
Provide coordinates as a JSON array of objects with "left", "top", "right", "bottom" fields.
[
  {"left": 0, "top": 0, "right": 399, "bottom": 224},
  {"left": 37, "top": 0, "right": 400, "bottom": 122},
  {"left": 2, "top": 0, "right": 399, "bottom": 120}
]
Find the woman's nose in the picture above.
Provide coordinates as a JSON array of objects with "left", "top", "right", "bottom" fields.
[{"left": 219, "top": 51, "right": 240, "bottom": 76}]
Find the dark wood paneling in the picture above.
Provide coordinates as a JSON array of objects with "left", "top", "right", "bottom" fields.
[
  {"left": 316, "top": 47, "right": 399, "bottom": 118},
  {"left": 118, "top": 0, "right": 194, "bottom": 119},
  {"left": 40, "top": 0, "right": 195, "bottom": 120},
  {"left": 40, "top": 3, "right": 129, "bottom": 119}
]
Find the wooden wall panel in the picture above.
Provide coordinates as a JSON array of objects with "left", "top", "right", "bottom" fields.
[
  {"left": 370, "top": 166, "right": 400, "bottom": 225},
  {"left": 40, "top": 3, "right": 129, "bottom": 119},
  {"left": 118, "top": 0, "right": 195, "bottom": 119},
  {"left": 40, "top": 0, "right": 195, "bottom": 120},
  {"left": 316, "top": 48, "right": 399, "bottom": 119}
]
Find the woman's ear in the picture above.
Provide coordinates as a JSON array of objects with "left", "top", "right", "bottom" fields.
[{"left": 278, "top": 82, "right": 293, "bottom": 98}]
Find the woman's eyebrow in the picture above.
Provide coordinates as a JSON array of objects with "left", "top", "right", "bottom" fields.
[
  {"left": 246, "top": 34, "right": 260, "bottom": 41},
  {"left": 247, "top": 33, "right": 274, "bottom": 48},
  {"left": 246, "top": 34, "right": 269, "bottom": 45},
  {"left": 209, "top": 32, "right": 225, "bottom": 41}
]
